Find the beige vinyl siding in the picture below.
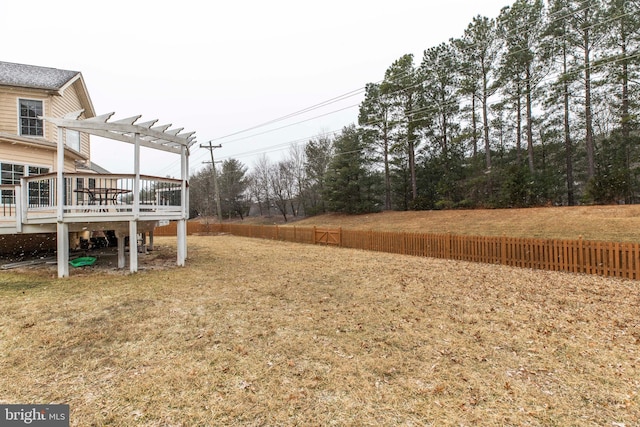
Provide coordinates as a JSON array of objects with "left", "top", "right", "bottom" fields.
[
  {"left": 0, "top": 85, "right": 92, "bottom": 164},
  {"left": 72, "top": 80, "right": 91, "bottom": 157},
  {"left": 0, "top": 141, "right": 78, "bottom": 172},
  {"left": 0, "top": 91, "right": 17, "bottom": 134},
  {"left": 0, "top": 87, "right": 49, "bottom": 136}
]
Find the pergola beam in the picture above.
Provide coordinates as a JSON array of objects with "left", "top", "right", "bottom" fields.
[
  {"left": 43, "top": 113, "right": 196, "bottom": 151},
  {"left": 82, "top": 129, "right": 183, "bottom": 154}
]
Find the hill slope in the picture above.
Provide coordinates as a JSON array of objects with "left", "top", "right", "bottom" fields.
[{"left": 280, "top": 205, "right": 640, "bottom": 242}]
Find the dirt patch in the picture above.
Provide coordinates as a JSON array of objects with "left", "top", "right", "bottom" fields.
[{"left": 0, "top": 245, "right": 179, "bottom": 275}]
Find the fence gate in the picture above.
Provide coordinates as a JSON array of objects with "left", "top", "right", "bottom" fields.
[{"left": 314, "top": 227, "right": 341, "bottom": 246}]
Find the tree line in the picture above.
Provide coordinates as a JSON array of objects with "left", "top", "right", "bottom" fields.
[{"left": 190, "top": 0, "right": 640, "bottom": 220}]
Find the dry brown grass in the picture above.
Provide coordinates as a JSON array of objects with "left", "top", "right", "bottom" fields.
[
  {"left": 1, "top": 235, "right": 639, "bottom": 426},
  {"left": 278, "top": 205, "right": 640, "bottom": 242}
]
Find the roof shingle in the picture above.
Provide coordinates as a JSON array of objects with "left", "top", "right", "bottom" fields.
[{"left": 0, "top": 61, "right": 79, "bottom": 91}]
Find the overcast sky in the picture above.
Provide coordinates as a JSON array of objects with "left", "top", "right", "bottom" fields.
[{"left": 1, "top": 0, "right": 509, "bottom": 178}]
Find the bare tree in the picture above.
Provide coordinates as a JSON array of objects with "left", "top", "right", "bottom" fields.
[
  {"left": 252, "top": 154, "right": 273, "bottom": 217},
  {"left": 269, "top": 159, "right": 296, "bottom": 222},
  {"left": 286, "top": 144, "right": 307, "bottom": 217}
]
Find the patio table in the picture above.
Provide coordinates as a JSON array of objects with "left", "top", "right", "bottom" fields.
[{"left": 74, "top": 187, "right": 131, "bottom": 208}]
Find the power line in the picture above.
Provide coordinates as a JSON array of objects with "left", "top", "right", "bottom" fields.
[
  {"left": 151, "top": 1, "right": 634, "bottom": 176},
  {"left": 210, "top": 87, "right": 366, "bottom": 142}
]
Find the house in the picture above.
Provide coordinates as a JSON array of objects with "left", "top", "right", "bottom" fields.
[
  {"left": 0, "top": 61, "right": 196, "bottom": 277},
  {"left": 0, "top": 62, "right": 96, "bottom": 197},
  {"left": 0, "top": 62, "right": 96, "bottom": 254}
]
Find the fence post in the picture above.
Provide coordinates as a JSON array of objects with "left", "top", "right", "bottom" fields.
[
  {"left": 313, "top": 226, "right": 317, "bottom": 244},
  {"left": 578, "top": 235, "right": 583, "bottom": 274}
]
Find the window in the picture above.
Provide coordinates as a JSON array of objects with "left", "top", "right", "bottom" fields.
[
  {"left": 1, "top": 163, "right": 24, "bottom": 185},
  {"left": 19, "top": 99, "right": 43, "bottom": 136},
  {"left": 28, "top": 166, "right": 50, "bottom": 206},
  {"left": 28, "top": 166, "right": 48, "bottom": 176},
  {"left": 66, "top": 130, "right": 80, "bottom": 151},
  {"left": 1, "top": 163, "right": 24, "bottom": 204},
  {"left": 0, "top": 163, "right": 49, "bottom": 205}
]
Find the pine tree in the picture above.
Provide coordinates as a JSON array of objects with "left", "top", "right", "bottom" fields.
[
  {"left": 303, "top": 134, "right": 333, "bottom": 215},
  {"left": 324, "top": 125, "right": 381, "bottom": 213},
  {"left": 420, "top": 42, "right": 461, "bottom": 157},
  {"left": 453, "top": 15, "right": 500, "bottom": 169},
  {"left": 218, "top": 159, "right": 248, "bottom": 219},
  {"left": 567, "top": 0, "right": 607, "bottom": 180},
  {"left": 542, "top": 0, "right": 580, "bottom": 205},
  {"left": 498, "top": 0, "right": 546, "bottom": 174},
  {"left": 358, "top": 83, "right": 393, "bottom": 210},
  {"left": 601, "top": 0, "right": 640, "bottom": 137},
  {"left": 380, "top": 54, "right": 422, "bottom": 203}
]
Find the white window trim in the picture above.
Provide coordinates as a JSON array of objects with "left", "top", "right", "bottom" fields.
[
  {"left": 17, "top": 98, "right": 45, "bottom": 138},
  {"left": 0, "top": 161, "right": 50, "bottom": 178},
  {"left": 0, "top": 161, "right": 51, "bottom": 205}
]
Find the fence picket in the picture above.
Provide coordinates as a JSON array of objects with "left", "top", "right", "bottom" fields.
[{"left": 153, "top": 222, "right": 638, "bottom": 280}]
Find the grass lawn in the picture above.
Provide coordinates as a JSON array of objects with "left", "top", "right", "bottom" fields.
[{"left": 1, "top": 234, "right": 639, "bottom": 425}]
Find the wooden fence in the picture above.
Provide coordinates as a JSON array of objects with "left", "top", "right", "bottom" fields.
[{"left": 153, "top": 222, "right": 640, "bottom": 280}]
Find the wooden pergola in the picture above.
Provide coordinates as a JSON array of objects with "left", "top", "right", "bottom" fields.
[{"left": 43, "top": 110, "right": 196, "bottom": 277}]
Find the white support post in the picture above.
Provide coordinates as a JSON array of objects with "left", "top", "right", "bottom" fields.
[
  {"left": 183, "top": 146, "right": 189, "bottom": 220},
  {"left": 55, "top": 125, "right": 69, "bottom": 278},
  {"left": 14, "top": 186, "right": 22, "bottom": 233},
  {"left": 20, "top": 179, "right": 28, "bottom": 226},
  {"left": 131, "top": 134, "right": 141, "bottom": 272},
  {"left": 177, "top": 219, "right": 186, "bottom": 267},
  {"left": 180, "top": 145, "right": 189, "bottom": 260},
  {"left": 56, "top": 127, "right": 65, "bottom": 222},
  {"left": 133, "top": 132, "right": 141, "bottom": 220},
  {"left": 178, "top": 145, "right": 189, "bottom": 260},
  {"left": 57, "top": 222, "right": 69, "bottom": 278},
  {"left": 116, "top": 230, "right": 126, "bottom": 269},
  {"left": 129, "top": 221, "right": 138, "bottom": 273}
]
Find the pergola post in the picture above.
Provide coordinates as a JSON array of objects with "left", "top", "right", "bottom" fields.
[
  {"left": 56, "top": 126, "right": 68, "bottom": 278},
  {"left": 129, "top": 132, "right": 142, "bottom": 273},
  {"left": 56, "top": 127, "right": 65, "bottom": 222},
  {"left": 177, "top": 145, "right": 188, "bottom": 264},
  {"left": 133, "top": 132, "right": 141, "bottom": 221}
]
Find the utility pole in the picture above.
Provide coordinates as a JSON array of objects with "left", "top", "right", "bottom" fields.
[{"left": 200, "top": 141, "right": 222, "bottom": 223}]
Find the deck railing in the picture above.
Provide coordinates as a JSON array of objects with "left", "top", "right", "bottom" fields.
[
  {"left": 0, "top": 184, "right": 18, "bottom": 219},
  {"left": 1, "top": 173, "right": 184, "bottom": 223}
]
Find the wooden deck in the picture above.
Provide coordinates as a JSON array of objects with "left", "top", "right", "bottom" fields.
[{"left": 0, "top": 172, "right": 184, "bottom": 235}]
